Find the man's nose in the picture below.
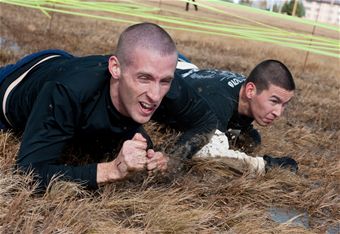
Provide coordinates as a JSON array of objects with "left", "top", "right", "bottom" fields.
[
  {"left": 273, "top": 105, "right": 283, "bottom": 117},
  {"left": 147, "top": 84, "right": 161, "bottom": 102}
]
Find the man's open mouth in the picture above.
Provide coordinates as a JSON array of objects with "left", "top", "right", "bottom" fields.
[{"left": 140, "top": 102, "right": 155, "bottom": 114}]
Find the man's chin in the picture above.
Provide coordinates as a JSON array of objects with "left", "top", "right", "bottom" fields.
[
  {"left": 132, "top": 115, "right": 152, "bottom": 124},
  {"left": 256, "top": 120, "right": 270, "bottom": 127}
]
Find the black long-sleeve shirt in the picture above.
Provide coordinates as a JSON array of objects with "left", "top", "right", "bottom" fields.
[
  {"left": 0, "top": 52, "right": 254, "bottom": 188},
  {"left": 152, "top": 74, "right": 219, "bottom": 159},
  {"left": 177, "top": 68, "right": 254, "bottom": 132},
  {"left": 0, "top": 54, "right": 144, "bottom": 189},
  {"left": 153, "top": 68, "right": 254, "bottom": 159}
]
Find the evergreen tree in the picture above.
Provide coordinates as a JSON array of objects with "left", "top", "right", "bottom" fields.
[
  {"left": 239, "top": 0, "right": 252, "bottom": 6},
  {"left": 272, "top": 3, "right": 280, "bottom": 13},
  {"left": 281, "top": 0, "right": 305, "bottom": 17}
]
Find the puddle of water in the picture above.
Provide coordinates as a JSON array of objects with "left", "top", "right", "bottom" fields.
[
  {"left": 269, "top": 207, "right": 340, "bottom": 234},
  {"left": 269, "top": 207, "right": 309, "bottom": 228},
  {"left": 0, "top": 37, "right": 21, "bottom": 53},
  {"left": 327, "top": 223, "right": 340, "bottom": 234}
]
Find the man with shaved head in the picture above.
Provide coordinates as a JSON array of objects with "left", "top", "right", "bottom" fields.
[
  {"left": 0, "top": 22, "right": 178, "bottom": 189},
  {"left": 152, "top": 57, "right": 298, "bottom": 174}
]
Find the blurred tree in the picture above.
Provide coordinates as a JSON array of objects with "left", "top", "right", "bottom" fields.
[
  {"left": 239, "top": 0, "right": 252, "bottom": 6},
  {"left": 258, "top": 0, "right": 267, "bottom": 9},
  {"left": 272, "top": 3, "right": 280, "bottom": 12},
  {"left": 281, "top": 0, "right": 305, "bottom": 17}
]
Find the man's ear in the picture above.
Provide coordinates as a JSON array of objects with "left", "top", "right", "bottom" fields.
[
  {"left": 108, "top": 55, "right": 121, "bottom": 80},
  {"left": 245, "top": 82, "right": 257, "bottom": 99}
]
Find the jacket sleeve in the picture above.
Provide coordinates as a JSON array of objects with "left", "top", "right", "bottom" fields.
[
  {"left": 16, "top": 82, "right": 98, "bottom": 189},
  {"left": 153, "top": 76, "right": 218, "bottom": 159}
]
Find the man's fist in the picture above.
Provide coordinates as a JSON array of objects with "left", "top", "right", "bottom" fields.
[
  {"left": 146, "top": 149, "right": 169, "bottom": 174},
  {"left": 115, "top": 133, "right": 148, "bottom": 178}
]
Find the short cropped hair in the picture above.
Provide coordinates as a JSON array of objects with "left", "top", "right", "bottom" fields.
[
  {"left": 246, "top": 60, "right": 295, "bottom": 93},
  {"left": 115, "top": 22, "right": 177, "bottom": 68}
]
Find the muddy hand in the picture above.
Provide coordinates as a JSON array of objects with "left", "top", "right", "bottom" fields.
[
  {"left": 146, "top": 149, "right": 169, "bottom": 175},
  {"left": 115, "top": 133, "right": 148, "bottom": 178}
]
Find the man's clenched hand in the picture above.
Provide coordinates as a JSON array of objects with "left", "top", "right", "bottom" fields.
[
  {"left": 97, "top": 133, "right": 148, "bottom": 184},
  {"left": 146, "top": 149, "right": 169, "bottom": 175}
]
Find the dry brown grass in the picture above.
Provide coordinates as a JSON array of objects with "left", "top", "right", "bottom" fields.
[{"left": 0, "top": 2, "right": 339, "bottom": 233}]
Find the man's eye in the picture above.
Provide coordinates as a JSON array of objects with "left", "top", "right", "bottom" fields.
[
  {"left": 161, "top": 79, "right": 172, "bottom": 84},
  {"left": 138, "top": 76, "right": 149, "bottom": 82}
]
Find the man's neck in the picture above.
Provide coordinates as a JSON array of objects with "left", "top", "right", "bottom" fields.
[
  {"left": 238, "top": 85, "right": 251, "bottom": 117},
  {"left": 109, "top": 78, "right": 128, "bottom": 117}
]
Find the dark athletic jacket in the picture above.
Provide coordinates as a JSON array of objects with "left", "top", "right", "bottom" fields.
[
  {"left": 0, "top": 53, "right": 146, "bottom": 189},
  {"left": 153, "top": 64, "right": 254, "bottom": 159},
  {"left": 177, "top": 68, "right": 254, "bottom": 132},
  {"left": 152, "top": 74, "right": 219, "bottom": 159},
  {"left": 0, "top": 52, "right": 253, "bottom": 189}
]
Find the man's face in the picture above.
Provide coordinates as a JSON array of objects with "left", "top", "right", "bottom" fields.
[
  {"left": 110, "top": 47, "right": 177, "bottom": 124},
  {"left": 249, "top": 84, "right": 294, "bottom": 126}
]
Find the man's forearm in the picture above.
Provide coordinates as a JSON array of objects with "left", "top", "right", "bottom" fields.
[{"left": 96, "top": 160, "right": 126, "bottom": 185}]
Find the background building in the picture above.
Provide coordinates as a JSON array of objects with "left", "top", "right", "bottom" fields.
[
  {"left": 302, "top": 0, "right": 339, "bottom": 25},
  {"left": 237, "top": 0, "right": 340, "bottom": 25}
]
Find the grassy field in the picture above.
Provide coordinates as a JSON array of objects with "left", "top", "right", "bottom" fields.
[{"left": 0, "top": 1, "right": 339, "bottom": 233}]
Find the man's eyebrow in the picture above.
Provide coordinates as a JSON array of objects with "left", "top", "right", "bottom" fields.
[
  {"left": 162, "top": 75, "right": 174, "bottom": 80},
  {"left": 272, "top": 94, "right": 293, "bottom": 104},
  {"left": 137, "top": 71, "right": 151, "bottom": 76}
]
